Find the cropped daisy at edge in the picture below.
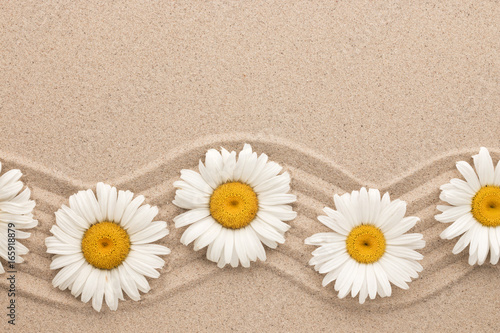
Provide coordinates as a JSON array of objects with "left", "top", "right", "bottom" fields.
[
  {"left": 173, "top": 144, "right": 297, "bottom": 268},
  {"left": 305, "top": 188, "right": 425, "bottom": 304},
  {"left": 45, "top": 183, "right": 170, "bottom": 312},
  {"left": 436, "top": 147, "right": 500, "bottom": 265},
  {"left": 0, "top": 162, "right": 38, "bottom": 274}
]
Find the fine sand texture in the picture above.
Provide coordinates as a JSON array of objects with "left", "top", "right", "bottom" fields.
[{"left": 1, "top": 1, "right": 500, "bottom": 332}]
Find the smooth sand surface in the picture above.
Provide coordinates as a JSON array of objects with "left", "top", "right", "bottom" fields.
[{"left": 1, "top": 1, "right": 500, "bottom": 332}]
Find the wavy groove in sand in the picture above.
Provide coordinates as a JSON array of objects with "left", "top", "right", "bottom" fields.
[{"left": 0, "top": 135, "right": 493, "bottom": 311}]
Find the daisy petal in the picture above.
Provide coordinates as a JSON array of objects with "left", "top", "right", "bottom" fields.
[
  {"left": 319, "top": 212, "right": 350, "bottom": 235},
  {"left": 456, "top": 161, "right": 481, "bottom": 192},
  {"left": 132, "top": 244, "right": 171, "bottom": 256},
  {"left": 180, "top": 217, "right": 214, "bottom": 246},
  {"left": 383, "top": 216, "right": 419, "bottom": 239},
  {"left": 173, "top": 208, "right": 210, "bottom": 228},
  {"left": 490, "top": 228, "right": 500, "bottom": 264},
  {"left": 129, "top": 221, "right": 169, "bottom": 244},
  {"left": 435, "top": 205, "right": 472, "bottom": 223},
  {"left": 494, "top": 161, "right": 500, "bottom": 186},
  {"left": 92, "top": 270, "right": 106, "bottom": 312},
  {"left": 452, "top": 227, "right": 475, "bottom": 254},
  {"left": 179, "top": 169, "right": 213, "bottom": 194},
  {"left": 473, "top": 147, "right": 495, "bottom": 186},
  {"left": 377, "top": 199, "right": 406, "bottom": 232},
  {"left": 439, "top": 213, "right": 475, "bottom": 240},
  {"left": 350, "top": 263, "right": 366, "bottom": 298},
  {"left": 193, "top": 221, "right": 222, "bottom": 251},
  {"left": 208, "top": 228, "right": 227, "bottom": 263},
  {"left": 476, "top": 226, "right": 489, "bottom": 265}
]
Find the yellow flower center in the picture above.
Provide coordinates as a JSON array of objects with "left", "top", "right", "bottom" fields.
[
  {"left": 81, "top": 221, "right": 131, "bottom": 270},
  {"left": 471, "top": 186, "right": 500, "bottom": 227},
  {"left": 209, "top": 182, "right": 259, "bottom": 229},
  {"left": 346, "top": 225, "right": 386, "bottom": 264}
]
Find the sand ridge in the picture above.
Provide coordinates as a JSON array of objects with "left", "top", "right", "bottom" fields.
[{"left": 0, "top": 136, "right": 496, "bottom": 314}]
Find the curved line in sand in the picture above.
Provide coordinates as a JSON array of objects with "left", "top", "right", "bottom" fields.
[
  {"left": 1, "top": 134, "right": 496, "bottom": 194},
  {"left": 6, "top": 194, "right": 475, "bottom": 311},
  {"left": 0, "top": 135, "right": 493, "bottom": 311}
]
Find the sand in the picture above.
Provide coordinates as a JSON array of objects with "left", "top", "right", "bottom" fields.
[{"left": 1, "top": 1, "right": 500, "bottom": 332}]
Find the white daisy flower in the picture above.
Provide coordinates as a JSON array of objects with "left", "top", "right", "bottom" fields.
[
  {"left": 305, "top": 188, "right": 425, "bottom": 304},
  {"left": 173, "top": 144, "right": 297, "bottom": 268},
  {"left": 45, "top": 183, "right": 170, "bottom": 312},
  {"left": 0, "top": 162, "right": 38, "bottom": 274},
  {"left": 436, "top": 147, "right": 500, "bottom": 265}
]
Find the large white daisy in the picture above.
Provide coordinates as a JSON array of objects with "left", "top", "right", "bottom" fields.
[
  {"left": 436, "top": 147, "right": 500, "bottom": 265},
  {"left": 0, "top": 162, "right": 38, "bottom": 274},
  {"left": 305, "top": 188, "right": 425, "bottom": 304},
  {"left": 45, "top": 183, "right": 170, "bottom": 312},
  {"left": 173, "top": 144, "right": 297, "bottom": 268}
]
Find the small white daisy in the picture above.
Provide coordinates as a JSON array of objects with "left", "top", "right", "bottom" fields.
[
  {"left": 0, "top": 162, "right": 38, "bottom": 274},
  {"left": 305, "top": 188, "right": 425, "bottom": 304},
  {"left": 436, "top": 147, "right": 500, "bottom": 265},
  {"left": 45, "top": 183, "right": 170, "bottom": 312},
  {"left": 173, "top": 144, "right": 297, "bottom": 268}
]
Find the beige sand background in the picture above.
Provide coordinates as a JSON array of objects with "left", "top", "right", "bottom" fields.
[{"left": 1, "top": 1, "right": 500, "bottom": 332}]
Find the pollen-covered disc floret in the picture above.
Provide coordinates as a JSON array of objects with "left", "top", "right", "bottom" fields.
[
  {"left": 436, "top": 147, "right": 500, "bottom": 265},
  {"left": 81, "top": 222, "right": 131, "bottom": 270},
  {"left": 470, "top": 186, "right": 500, "bottom": 227},
  {"left": 209, "top": 182, "right": 258, "bottom": 229},
  {"left": 0, "top": 162, "right": 38, "bottom": 274},
  {"left": 346, "top": 225, "right": 386, "bottom": 264},
  {"left": 305, "top": 188, "right": 425, "bottom": 304},
  {"left": 173, "top": 144, "right": 297, "bottom": 268},
  {"left": 45, "top": 183, "right": 170, "bottom": 312}
]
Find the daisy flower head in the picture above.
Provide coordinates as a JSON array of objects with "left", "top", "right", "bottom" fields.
[
  {"left": 436, "top": 147, "right": 500, "bottom": 265},
  {"left": 45, "top": 183, "right": 170, "bottom": 312},
  {"left": 305, "top": 188, "right": 425, "bottom": 304},
  {"left": 173, "top": 144, "right": 297, "bottom": 268},
  {"left": 0, "top": 162, "right": 38, "bottom": 274}
]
